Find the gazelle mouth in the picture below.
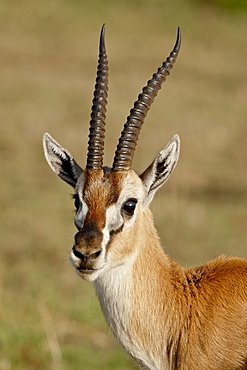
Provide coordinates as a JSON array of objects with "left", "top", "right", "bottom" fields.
[{"left": 77, "top": 267, "right": 96, "bottom": 273}]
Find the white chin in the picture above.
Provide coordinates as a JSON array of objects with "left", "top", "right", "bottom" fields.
[
  {"left": 77, "top": 269, "right": 101, "bottom": 282},
  {"left": 70, "top": 250, "right": 104, "bottom": 282}
]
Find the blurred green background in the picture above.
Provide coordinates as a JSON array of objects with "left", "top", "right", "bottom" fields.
[{"left": 0, "top": 0, "right": 246, "bottom": 368}]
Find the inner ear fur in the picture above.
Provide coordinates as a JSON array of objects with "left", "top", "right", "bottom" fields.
[
  {"left": 140, "top": 135, "right": 180, "bottom": 205},
  {"left": 43, "top": 133, "right": 83, "bottom": 188}
]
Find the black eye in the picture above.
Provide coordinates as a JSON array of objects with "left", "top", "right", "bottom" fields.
[
  {"left": 123, "top": 198, "right": 138, "bottom": 216},
  {"left": 73, "top": 194, "right": 80, "bottom": 211}
]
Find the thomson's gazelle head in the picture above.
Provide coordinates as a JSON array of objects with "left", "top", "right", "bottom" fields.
[{"left": 43, "top": 25, "right": 181, "bottom": 281}]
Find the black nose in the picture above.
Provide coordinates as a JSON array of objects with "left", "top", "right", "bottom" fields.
[{"left": 72, "top": 247, "right": 102, "bottom": 263}]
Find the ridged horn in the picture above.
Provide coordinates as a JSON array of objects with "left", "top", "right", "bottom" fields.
[
  {"left": 112, "top": 27, "right": 181, "bottom": 172},
  {"left": 86, "top": 24, "right": 108, "bottom": 171}
]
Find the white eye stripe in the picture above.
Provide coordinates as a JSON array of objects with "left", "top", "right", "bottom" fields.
[
  {"left": 105, "top": 203, "right": 124, "bottom": 233},
  {"left": 102, "top": 226, "right": 110, "bottom": 250},
  {"left": 74, "top": 198, "right": 88, "bottom": 229}
]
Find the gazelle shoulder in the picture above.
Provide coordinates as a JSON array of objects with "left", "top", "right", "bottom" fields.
[{"left": 185, "top": 255, "right": 247, "bottom": 293}]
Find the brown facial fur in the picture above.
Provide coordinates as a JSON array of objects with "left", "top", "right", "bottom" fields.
[
  {"left": 83, "top": 170, "right": 125, "bottom": 218},
  {"left": 74, "top": 169, "right": 126, "bottom": 251}
]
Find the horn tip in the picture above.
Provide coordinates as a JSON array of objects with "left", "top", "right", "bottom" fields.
[
  {"left": 173, "top": 27, "right": 181, "bottom": 54},
  {"left": 100, "top": 24, "right": 106, "bottom": 50}
]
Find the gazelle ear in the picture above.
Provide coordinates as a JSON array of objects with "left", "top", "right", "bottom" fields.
[
  {"left": 140, "top": 135, "right": 180, "bottom": 206},
  {"left": 43, "top": 133, "right": 83, "bottom": 188}
]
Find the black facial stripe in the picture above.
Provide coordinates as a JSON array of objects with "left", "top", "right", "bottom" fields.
[
  {"left": 106, "top": 223, "right": 124, "bottom": 251},
  {"left": 110, "top": 223, "right": 124, "bottom": 237}
]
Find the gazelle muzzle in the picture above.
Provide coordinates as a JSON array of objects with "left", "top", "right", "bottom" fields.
[{"left": 73, "top": 221, "right": 103, "bottom": 269}]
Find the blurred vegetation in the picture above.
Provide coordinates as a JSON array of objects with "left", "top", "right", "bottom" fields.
[
  {"left": 203, "top": 0, "right": 247, "bottom": 10},
  {"left": 0, "top": 0, "right": 246, "bottom": 368}
]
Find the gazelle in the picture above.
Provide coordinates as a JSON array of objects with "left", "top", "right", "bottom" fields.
[{"left": 43, "top": 25, "right": 247, "bottom": 370}]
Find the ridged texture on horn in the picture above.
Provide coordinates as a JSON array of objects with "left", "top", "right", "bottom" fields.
[
  {"left": 86, "top": 24, "right": 108, "bottom": 171},
  {"left": 112, "top": 27, "right": 181, "bottom": 172}
]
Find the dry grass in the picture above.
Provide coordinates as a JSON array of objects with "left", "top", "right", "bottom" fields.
[{"left": 0, "top": 0, "right": 246, "bottom": 368}]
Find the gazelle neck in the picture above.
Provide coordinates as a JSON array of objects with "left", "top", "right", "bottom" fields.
[{"left": 94, "top": 207, "right": 187, "bottom": 370}]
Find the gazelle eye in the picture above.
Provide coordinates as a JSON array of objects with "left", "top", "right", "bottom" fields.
[
  {"left": 73, "top": 194, "right": 80, "bottom": 211},
  {"left": 123, "top": 198, "right": 138, "bottom": 216}
]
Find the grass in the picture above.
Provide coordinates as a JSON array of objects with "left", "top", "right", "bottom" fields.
[{"left": 0, "top": 0, "right": 246, "bottom": 368}]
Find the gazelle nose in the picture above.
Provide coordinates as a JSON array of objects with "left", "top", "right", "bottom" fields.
[{"left": 72, "top": 247, "right": 102, "bottom": 262}]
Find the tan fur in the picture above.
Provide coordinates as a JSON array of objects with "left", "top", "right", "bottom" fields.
[{"left": 127, "top": 208, "right": 247, "bottom": 369}]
